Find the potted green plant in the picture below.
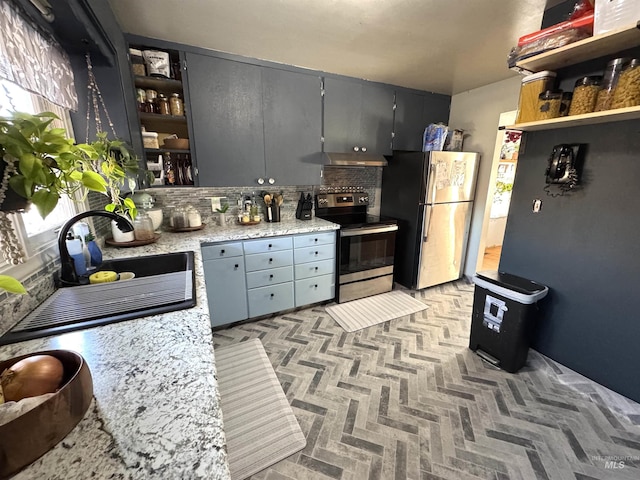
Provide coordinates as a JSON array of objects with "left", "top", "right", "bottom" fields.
[
  {"left": 0, "top": 111, "right": 108, "bottom": 218},
  {"left": 0, "top": 112, "right": 141, "bottom": 291},
  {"left": 216, "top": 203, "right": 229, "bottom": 226}
]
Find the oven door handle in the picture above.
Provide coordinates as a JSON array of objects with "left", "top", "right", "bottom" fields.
[{"left": 340, "top": 225, "right": 398, "bottom": 237}]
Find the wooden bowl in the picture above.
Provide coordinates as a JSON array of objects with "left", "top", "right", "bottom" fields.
[
  {"left": 163, "top": 138, "right": 189, "bottom": 149},
  {"left": 0, "top": 350, "right": 93, "bottom": 478}
]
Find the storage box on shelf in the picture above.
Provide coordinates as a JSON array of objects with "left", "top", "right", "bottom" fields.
[{"left": 510, "top": 21, "right": 640, "bottom": 131}]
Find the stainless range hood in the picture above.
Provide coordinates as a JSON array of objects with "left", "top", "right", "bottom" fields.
[{"left": 324, "top": 152, "right": 388, "bottom": 167}]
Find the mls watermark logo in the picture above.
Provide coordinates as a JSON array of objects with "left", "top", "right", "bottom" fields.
[{"left": 591, "top": 454, "right": 639, "bottom": 469}]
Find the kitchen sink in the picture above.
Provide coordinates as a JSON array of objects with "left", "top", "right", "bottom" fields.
[{"left": 0, "top": 251, "right": 196, "bottom": 346}]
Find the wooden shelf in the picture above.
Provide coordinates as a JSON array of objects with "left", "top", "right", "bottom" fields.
[
  {"left": 144, "top": 148, "right": 190, "bottom": 154},
  {"left": 507, "top": 105, "right": 640, "bottom": 131},
  {"left": 134, "top": 75, "right": 183, "bottom": 92},
  {"left": 515, "top": 22, "right": 640, "bottom": 73},
  {"left": 139, "top": 112, "right": 187, "bottom": 124}
]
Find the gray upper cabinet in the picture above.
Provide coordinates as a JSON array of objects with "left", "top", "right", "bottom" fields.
[
  {"left": 262, "top": 68, "right": 323, "bottom": 185},
  {"left": 393, "top": 90, "right": 451, "bottom": 151},
  {"left": 323, "top": 77, "right": 394, "bottom": 155},
  {"left": 186, "top": 53, "right": 265, "bottom": 186},
  {"left": 186, "top": 53, "right": 322, "bottom": 186}
]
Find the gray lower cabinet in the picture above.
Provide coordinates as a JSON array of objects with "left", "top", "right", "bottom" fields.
[
  {"left": 323, "top": 76, "right": 395, "bottom": 155},
  {"left": 202, "top": 243, "right": 248, "bottom": 327},
  {"left": 203, "top": 231, "right": 336, "bottom": 328},
  {"left": 393, "top": 89, "right": 451, "bottom": 151}
]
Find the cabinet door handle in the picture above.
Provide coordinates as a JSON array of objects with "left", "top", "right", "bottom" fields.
[
  {"left": 234, "top": 264, "right": 239, "bottom": 269},
  {"left": 268, "top": 178, "right": 275, "bottom": 185},
  {"left": 314, "top": 238, "right": 318, "bottom": 242},
  {"left": 353, "top": 146, "right": 359, "bottom": 152},
  {"left": 269, "top": 274, "right": 274, "bottom": 279},
  {"left": 361, "top": 146, "right": 367, "bottom": 152},
  {"left": 220, "top": 249, "right": 225, "bottom": 255},
  {"left": 314, "top": 284, "right": 318, "bottom": 288},
  {"left": 270, "top": 293, "right": 275, "bottom": 298},
  {"left": 314, "top": 251, "right": 319, "bottom": 255},
  {"left": 257, "top": 178, "right": 265, "bottom": 185},
  {"left": 314, "top": 267, "right": 318, "bottom": 271},
  {"left": 269, "top": 258, "right": 273, "bottom": 263},
  {"left": 268, "top": 243, "right": 272, "bottom": 248}
]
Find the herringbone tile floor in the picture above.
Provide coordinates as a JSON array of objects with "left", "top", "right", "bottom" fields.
[{"left": 212, "top": 280, "right": 640, "bottom": 480}]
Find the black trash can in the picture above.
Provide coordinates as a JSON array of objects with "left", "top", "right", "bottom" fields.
[{"left": 469, "top": 271, "right": 549, "bottom": 373}]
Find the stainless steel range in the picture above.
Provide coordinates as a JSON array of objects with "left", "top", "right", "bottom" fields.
[{"left": 315, "top": 188, "right": 398, "bottom": 303}]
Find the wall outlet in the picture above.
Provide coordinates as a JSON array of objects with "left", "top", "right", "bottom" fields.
[{"left": 533, "top": 199, "right": 542, "bottom": 213}]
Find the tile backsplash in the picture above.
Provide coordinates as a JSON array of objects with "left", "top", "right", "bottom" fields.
[{"left": 0, "top": 166, "right": 383, "bottom": 333}]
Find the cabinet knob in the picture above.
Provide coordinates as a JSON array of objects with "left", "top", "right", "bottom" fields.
[
  {"left": 220, "top": 249, "right": 225, "bottom": 255},
  {"left": 314, "top": 251, "right": 318, "bottom": 255},
  {"left": 353, "top": 146, "right": 360, "bottom": 152},
  {"left": 268, "top": 178, "right": 275, "bottom": 185},
  {"left": 269, "top": 258, "right": 273, "bottom": 263},
  {"left": 268, "top": 243, "right": 272, "bottom": 248},
  {"left": 314, "top": 284, "right": 318, "bottom": 288},
  {"left": 257, "top": 178, "right": 265, "bottom": 185},
  {"left": 234, "top": 264, "right": 239, "bottom": 269},
  {"left": 269, "top": 274, "right": 274, "bottom": 279},
  {"left": 270, "top": 293, "right": 275, "bottom": 298},
  {"left": 314, "top": 267, "right": 318, "bottom": 271},
  {"left": 361, "top": 146, "right": 367, "bottom": 152},
  {"left": 314, "top": 238, "right": 318, "bottom": 242}
]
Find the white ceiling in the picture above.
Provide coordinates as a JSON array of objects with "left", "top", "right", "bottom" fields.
[{"left": 107, "top": 0, "right": 564, "bottom": 96}]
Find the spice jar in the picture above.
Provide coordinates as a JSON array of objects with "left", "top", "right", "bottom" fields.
[
  {"left": 595, "top": 57, "right": 628, "bottom": 112},
  {"left": 611, "top": 59, "right": 640, "bottom": 109},
  {"left": 169, "top": 93, "right": 184, "bottom": 116},
  {"left": 537, "top": 90, "right": 562, "bottom": 120},
  {"left": 157, "top": 94, "right": 170, "bottom": 115},
  {"left": 129, "top": 48, "right": 146, "bottom": 76},
  {"left": 569, "top": 76, "right": 602, "bottom": 115},
  {"left": 136, "top": 88, "right": 146, "bottom": 112},
  {"left": 133, "top": 210, "right": 155, "bottom": 241},
  {"left": 559, "top": 92, "right": 572, "bottom": 117}
]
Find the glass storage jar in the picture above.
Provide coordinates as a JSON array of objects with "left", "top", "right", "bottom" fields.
[
  {"left": 568, "top": 76, "right": 602, "bottom": 115},
  {"left": 595, "top": 57, "right": 628, "bottom": 111},
  {"left": 169, "top": 93, "right": 184, "bottom": 116},
  {"left": 186, "top": 205, "right": 202, "bottom": 227},
  {"left": 611, "top": 59, "right": 640, "bottom": 109},
  {"left": 157, "top": 94, "right": 170, "bottom": 115},
  {"left": 172, "top": 206, "right": 189, "bottom": 230},
  {"left": 133, "top": 211, "right": 155, "bottom": 241},
  {"left": 537, "top": 90, "right": 563, "bottom": 120},
  {"left": 559, "top": 92, "right": 572, "bottom": 117}
]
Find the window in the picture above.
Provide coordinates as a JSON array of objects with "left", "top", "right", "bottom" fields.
[{"left": 0, "top": 79, "right": 85, "bottom": 272}]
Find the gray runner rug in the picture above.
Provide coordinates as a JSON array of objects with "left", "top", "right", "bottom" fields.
[
  {"left": 326, "top": 290, "right": 428, "bottom": 332},
  {"left": 215, "top": 338, "right": 306, "bottom": 480}
]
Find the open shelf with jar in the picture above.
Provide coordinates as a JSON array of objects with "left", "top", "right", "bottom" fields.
[
  {"left": 509, "top": 21, "right": 640, "bottom": 131},
  {"left": 129, "top": 44, "right": 192, "bottom": 187}
]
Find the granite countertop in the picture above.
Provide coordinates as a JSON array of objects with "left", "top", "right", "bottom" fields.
[{"left": 0, "top": 218, "right": 338, "bottom": 479}]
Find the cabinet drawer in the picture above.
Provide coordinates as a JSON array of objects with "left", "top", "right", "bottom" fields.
[
  {"left": 243, "top": 236, "right": 292, "bottom": 255},
  {"left": 245, "top": 249, "right": 293, "bottom": 272},
  {"left": 295, "top": 275, "right": 335, "bottom": 307},
  {"left": 293, "top": 231, "right": 335, "bottom": 248},
  {"left": 248, "top": 282, "right": 294, "bottom": 317},
  {"left": 203, "top": 257, "right": 248, "bottom": 327},
  {"left": 294, "top": 259, "right": 335, "bottom": 280},
  {"left": 246, "top": 266, "right": 293, "bottom": 289},
  {"left": 294, "top": 243, "right": 335, "bottom": 264},
  {"left": 201, "top": 242, "right": 244, "bottom": 260}
]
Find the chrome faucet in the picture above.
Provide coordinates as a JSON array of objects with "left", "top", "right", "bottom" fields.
[{"left": 57, "top": 210, "right": 134, "bottom": 285}]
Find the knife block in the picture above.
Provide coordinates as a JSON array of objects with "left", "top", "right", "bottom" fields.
[{"left": 295, "top": 193, "right": 313, "bottom": 220}]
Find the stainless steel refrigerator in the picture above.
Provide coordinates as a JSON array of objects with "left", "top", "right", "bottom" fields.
[{"left": 381, "top": 151, "right": 480, "bottom": 289}]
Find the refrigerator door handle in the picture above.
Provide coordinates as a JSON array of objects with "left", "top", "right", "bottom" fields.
[{"left": 423, "top": 205, "right": 432, "bottom": 242}]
